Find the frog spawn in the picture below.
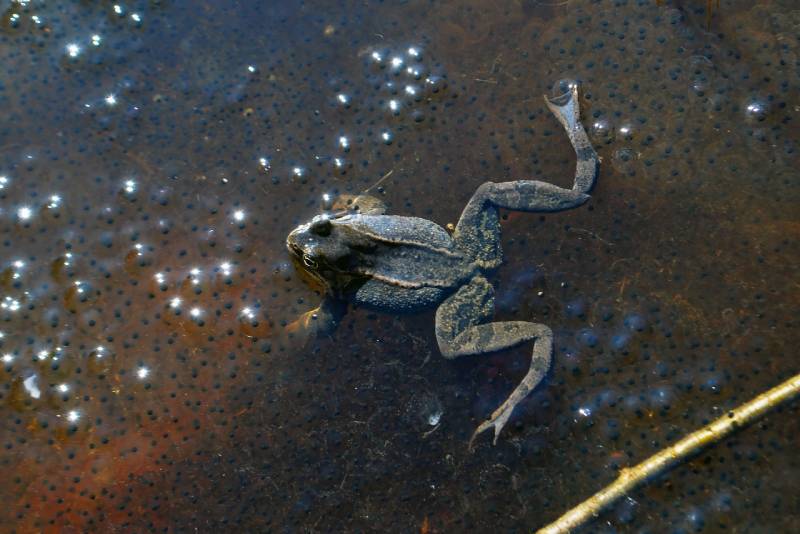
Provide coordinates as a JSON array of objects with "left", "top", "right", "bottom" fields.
[
  {"left": 0, "top": 0, "right": 798, "bottom": 532},
  {"left": 0, "top": 148, "right": 283, "bottom": 529}
]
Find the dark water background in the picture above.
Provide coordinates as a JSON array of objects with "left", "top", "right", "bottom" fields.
[{"left": 0, "top": 0, "right": 798, "bottom": 531}]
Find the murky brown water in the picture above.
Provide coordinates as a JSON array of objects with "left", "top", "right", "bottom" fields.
[{"left": 0, "top": 0, "right": 798, "bottom": 531}]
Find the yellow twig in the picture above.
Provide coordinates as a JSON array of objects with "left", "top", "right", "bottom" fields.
[{"left": 537, "top": 372, "right": 800, "bottom": 534}]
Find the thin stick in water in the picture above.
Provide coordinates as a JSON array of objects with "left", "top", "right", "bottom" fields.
[{"left": 537, "top": 372, "right": 800, "bottom": 534}]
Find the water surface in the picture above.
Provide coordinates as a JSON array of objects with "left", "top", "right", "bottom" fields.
[{"left": 0, "top": 0, "right": 798, "bottom": 531}]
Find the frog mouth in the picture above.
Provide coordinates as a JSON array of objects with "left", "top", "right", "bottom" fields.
[
  {"left": 288, "top": 253, "right": 329, "bottom": 292},
  {"left": 285, "top": 232, "right": 310, "bottom": 263},
  {"left": 286, "top": 242, "right": 318, "bottom": 270},
  {"left": 286, "top": 240, "right": 303, "bottom": 258},
  {"left": 286, "top": 241, "right": 328, "bottom": 287}
]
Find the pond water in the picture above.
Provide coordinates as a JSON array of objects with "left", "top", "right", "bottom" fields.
[{"left": 0, "top": 0, "right": 798, "bottom": 531}]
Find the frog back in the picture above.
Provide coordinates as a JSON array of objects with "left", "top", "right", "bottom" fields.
[{"left": 345, "top": 214, "right": 474, "bottom": 289}]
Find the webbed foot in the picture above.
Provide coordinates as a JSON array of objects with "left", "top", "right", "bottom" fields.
[
  {"left": 469, "top": 401, "right": 517, "bottom": 449},
  {"left": 544, "top": 84, "right": 581, "bottom": 133}
]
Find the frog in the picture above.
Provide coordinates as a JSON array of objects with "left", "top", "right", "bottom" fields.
[{"left": 286, "top": 86, "right": 599, "bottom": 447}]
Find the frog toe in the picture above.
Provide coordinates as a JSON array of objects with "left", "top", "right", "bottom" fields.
[{"left": 469, "top": 402, "right": 516, "bottom": 449}]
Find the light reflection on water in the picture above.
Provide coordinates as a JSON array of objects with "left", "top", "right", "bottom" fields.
[{"left": 0, "top": 0, "right": 798, "bottom": 531}]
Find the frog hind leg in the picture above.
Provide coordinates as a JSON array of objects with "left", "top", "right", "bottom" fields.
[
  {"left": 434, "top": 275, "right": 552, "bottom": 447},
  {"left": 452, "top": 85, "right": 599, "bottom": 267}
]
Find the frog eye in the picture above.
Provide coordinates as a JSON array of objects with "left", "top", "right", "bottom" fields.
[
  {"left": 302, "top": 254, "right": 318, "bottom": 269},
  {"left": 310, "top": 218, "right": 332, "bottom": 237}
]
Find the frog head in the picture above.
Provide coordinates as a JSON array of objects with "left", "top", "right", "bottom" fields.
[{"left": 286, "top": 213, "right": 375, "bottom": 293}]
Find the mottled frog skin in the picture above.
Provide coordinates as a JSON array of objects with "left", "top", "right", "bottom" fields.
[{"left": 286, "top": 86, "right": 599, "bottom": 446}]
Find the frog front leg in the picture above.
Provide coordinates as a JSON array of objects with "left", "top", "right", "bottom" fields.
[
  {"left": 434, "top": 275, "right": 552, "bottom": 447},
  {"left": 286, "top": 296, "right": 346, "bottom": 339},
  {"left": 453, "top": 85, "right": 599, "bottom": 267}
]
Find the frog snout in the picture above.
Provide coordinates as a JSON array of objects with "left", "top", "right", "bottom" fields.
[
  {"left": 287, "top": 227, "right": 320, "bottom": 265},
  {"left": 286, "top": 222, "right": 305, "bottom": 242},
  {"left": 286, "top": 240, "right": 301, "bottom": 255},
  {"left": 286, "top": 229, "right": 305, "bottom": 256}
]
